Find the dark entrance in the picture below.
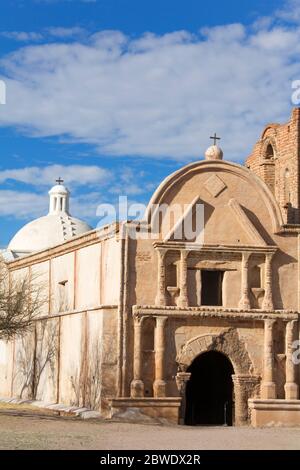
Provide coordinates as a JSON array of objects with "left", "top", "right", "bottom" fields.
[
  {"left": 201, "top": 270, "right": 223, "bottom": 306},
  {"left": 185, "top": 351, "right": 234, "bottom": 426}
]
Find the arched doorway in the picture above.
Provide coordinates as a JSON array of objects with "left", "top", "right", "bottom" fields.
[{"left": 185, "top": 351, "right": 234, "bottom": 426}]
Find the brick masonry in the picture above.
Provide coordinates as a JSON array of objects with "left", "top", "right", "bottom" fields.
[{"left": 246, "top": 108, "right": 300, "bottom": 224}]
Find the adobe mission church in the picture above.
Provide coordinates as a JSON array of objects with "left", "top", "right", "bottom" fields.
[{"left": 1, "top": 108, "right": 300, "bottom": 427}]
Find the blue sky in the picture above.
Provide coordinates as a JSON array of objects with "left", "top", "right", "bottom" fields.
[{"left": 0, "top": 0, "right": 299, "bottom": 246}]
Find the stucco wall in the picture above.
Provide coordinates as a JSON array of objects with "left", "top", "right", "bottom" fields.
[
  {"left": 0, "top": 231, "right": 121, "bottom": 414},
  {"left": 75, "top": 244, "right": 101, "bottom": 308},
  {"left": 0, "top": 340, "right": 14, "bottom": 397},
  {"left": 0, "top": 307, "right": 118, "bottom": 415}
]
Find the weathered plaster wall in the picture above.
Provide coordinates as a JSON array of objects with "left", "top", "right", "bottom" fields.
[
  {"left": 75, "top": 244, "right": 101, "bottom": 308},
  {"left": 0, "top": 340, "right": 14, "bottom": 397},
  {"left": 0, "top": 231, "right": 121, "bottom": 415},
  {"left": 0, "top": 307, "right": 118, "bottom": 414}
]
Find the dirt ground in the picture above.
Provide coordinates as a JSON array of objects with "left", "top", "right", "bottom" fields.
[{"left": 0, "top": 413, "right": 300, "bottom": 450}]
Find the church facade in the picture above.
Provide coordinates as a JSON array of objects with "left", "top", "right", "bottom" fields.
[{"left": 1, "top": 109, "right": 300, "bottom": 426}]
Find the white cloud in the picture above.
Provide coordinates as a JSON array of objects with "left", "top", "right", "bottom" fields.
[
  {"left": 276, "top": 0, "right": 300, "bottom": 23},
  {"left": 0, "top": 164, "right": 152, "bottom": 221},
  {"left": 0, "top": 164, "right": 111, "bottom": 187},
  {"left": 1, "top": 26, "right": 86, "bottom": 43},
  {"left": 0, "top": 187, "right": 143, "bottom": 224},
  {"left": 0, "top": 164, "right": 111, "bottom": 221},
  {"left": 46, "top": 27, "right": 86, "bottom": 38},
  {"left": 109, "top": 183, "right": 145, "bottom": 196},
  {"left": 71, "top": 191, "right": 105, "bottom": 221},
  {"left": 1, "top": 31, "right": 43, "bottom": 42},
  {"left": 0, "top": 188, "right": 100, "bottom": 221},
  {"left": 1, "top": 9, "right": 300, "bottom": 161},
  {"left": 0, "top": 190, "right": 47, "bottom": 218}
]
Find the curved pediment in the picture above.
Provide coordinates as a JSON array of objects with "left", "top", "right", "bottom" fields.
[{"left": 145, "top": 160, "right": 283, "bottom": 242}]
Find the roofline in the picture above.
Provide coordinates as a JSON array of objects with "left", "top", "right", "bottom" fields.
[{"left": 6, "top": 222, "right": 120, "bottom": 270}]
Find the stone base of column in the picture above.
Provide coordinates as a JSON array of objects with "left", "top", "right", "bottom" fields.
[
  {"left": 238, "top": 297, "right": 251, "bottom": 310},
  {"left": 130, "top": 379, "right": 144, "bottom": 398},
  {"left": 177, "top": 297, "right": 187, "bottom": 308},
  {"left": 175, "top": 372, "right": 191, "bottom": 425},
  {"left": 235, "top": 413, "right": 248, "bottom": 426},
  {"left": 285, "top": 382, "right": 299, "bottom": 400},
  {"left": 261, "top": 381, "right": 276, "bottom": 399},
  {"left": 232, "top": 374, "right": 260, "bottom": 426},
  {"left": 153, "top": 379, "right": 167, "bottom": 397}
]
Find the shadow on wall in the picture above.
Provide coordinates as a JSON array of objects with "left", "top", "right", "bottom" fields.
[
  {"left": 13, "top": 317, "right": 103, "bottom": 410},
  {"left": 13, "top": 319, "right": 58, "bottom": 400},
  {"left": 70, "top": 337, "right": 102, "bottom": 410},
  {"left": 242, "top": 206, "right": 276, "bottom": 246}
]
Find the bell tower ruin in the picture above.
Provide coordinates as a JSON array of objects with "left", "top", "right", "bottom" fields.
[{"left": 246, "top": 108, "right": 300, "bottom": 224}]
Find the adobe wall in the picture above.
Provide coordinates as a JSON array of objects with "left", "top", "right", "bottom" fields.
[{"left": 0, "top": 230, "right": 121, "bottom": 416}]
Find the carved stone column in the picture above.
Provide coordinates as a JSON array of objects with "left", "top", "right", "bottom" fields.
[
  {"left": 153, "top": 316, "right": 168, "bottom": 397},
  {"left": 130, "top": 316, "right": 145, "bottom": 398},
  {"left": 238, "top": 252, "right": 251, "bottom": 310},
  {"left": 285, "top": 320, "right": 299, "bottom": 400},
  {"left": 261, "top": 319, "right": 276, "bottom": 399},
  {"left": 262, "top": 253, "right": 274, "bottom": 311},
  {"left": 232, "top": 375, "right": 261, "bottom": 426},
  {"left": 178, "top": 250, "right": 189, "bottom": 308},
  {"left": 155, "top": 249, "right": 167, "bottom": 306},
  {"left": 175, "top": 372, "right": 191, "bottom": 425}
]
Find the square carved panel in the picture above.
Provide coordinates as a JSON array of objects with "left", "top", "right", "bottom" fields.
[{"left": 204, "top": 174, "right": 227, "bottom": 197}]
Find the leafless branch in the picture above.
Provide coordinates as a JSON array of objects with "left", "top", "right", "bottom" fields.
[{"left": 0, "top": 260, "right": 48, "bottom": 340}]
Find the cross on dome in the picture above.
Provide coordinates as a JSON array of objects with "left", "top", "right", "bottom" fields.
[
  {"left": 210, "top": 133, "right": 221, "bottom": 146},
  {"left": 205, "top": 133, "right": 223, "bottom": 161},
  {"left": 56, "top": 177, "right": 64, "bottom": 185}
]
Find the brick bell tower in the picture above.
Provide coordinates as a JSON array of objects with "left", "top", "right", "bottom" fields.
[{"left": 246, "top": 108, "right": 300, "bottom": 224}]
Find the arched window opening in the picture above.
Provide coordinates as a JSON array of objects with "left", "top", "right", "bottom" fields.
[{"left": 265, "top": 144, "right": 274, "bottom": 159}]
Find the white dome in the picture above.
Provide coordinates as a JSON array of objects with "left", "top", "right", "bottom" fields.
[
  {"left": 8, "top": 181, "right": 92, "bottom": 257},
  {"left": 8, "top": 214, "right": 92, "bottom": 255},
  {"left": 205, "top": 145, "right": 223, "bottom": 161}
]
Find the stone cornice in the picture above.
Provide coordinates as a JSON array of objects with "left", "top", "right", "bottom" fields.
[
  {"left": 133, "top": 305, "right": 299, "bottom": 321},
  {"left": 31, "top": 304, "right": 118, "bottom": 322},
  {"left": 152, "top": 242, "right": 278, "bottom": 254},
  {"left": 7, "top": 223, "right": 119, "bottom": 270}
]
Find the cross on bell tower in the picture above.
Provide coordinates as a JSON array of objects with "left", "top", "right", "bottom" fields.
[
  {"left": 56, "top": 177, "right": 64, "bottom": 185},
  {"left": 210, "top": 133, "right": 221, "bottom": 146},
  {"left": 205, "top": 133, "right": 223, "bottom": 160}
]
